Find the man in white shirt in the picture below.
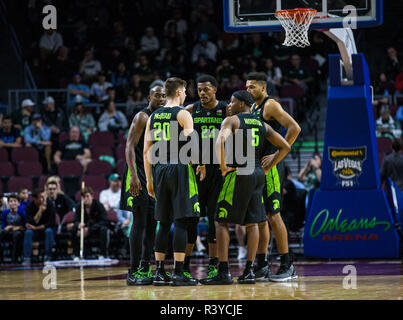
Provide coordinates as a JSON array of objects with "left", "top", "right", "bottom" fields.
[
  {"left": 100, "top": 174, "right": 131, "bottom": 231},
  {"left": 91, "top": 72, "right": 113, "bottom": 102},
  {"left": 39, "top": 29, "right": 63, "bottom": 60},
  {"left": 140, "top": 27, "right": 160, "bottom": 54},
  {"left": 80, "top": 50, "right": 102, "bottom": 83},
  {"left": 191, "top": 33, "right": 217, "bottom": 63}
]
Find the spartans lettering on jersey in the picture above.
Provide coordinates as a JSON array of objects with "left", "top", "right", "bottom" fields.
[{"left": 146, "top": 120, "right": 260, "bottom": 175}]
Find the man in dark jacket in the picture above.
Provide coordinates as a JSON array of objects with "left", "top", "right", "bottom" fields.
[
  {"left": 381, "top": 138, "right": 403, "bottom": 190},
  {"left": 23, "top": 188, "right": 56, "bottom": 264},
  {"left": 72, "top": 187, "right": 109, "bottom": 259},
  {"left": 41, "top": 96, "right": 68, "bottom": 149},
  {"left": 45, "top": 180, "right": 75, "bottom": 221}
]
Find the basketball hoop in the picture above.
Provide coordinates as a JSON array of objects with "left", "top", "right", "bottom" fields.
[{"left": 275, "top": 8, "right": 317, "bottom": 48}]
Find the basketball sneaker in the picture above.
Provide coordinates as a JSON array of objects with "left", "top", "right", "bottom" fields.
[
  {"left": 200, "top": 272, "right": 234, "bottom": 285},
  {"left": 254, "top": 265, "right": 272, "bottom": 281},
  {"left": 237, "top": 266, "right": 255, "bottom": 284},
  {"left": 269, "top": 264, "right": 298, "bottom": 282},
  {"left": 170, "top": 271, "right": 198, "bottom": 286},
  {"left": 127, "top": 266, "right": 154, "bottom": 286},
  {"left": 199, "top": 265, "right": 219, "bottom": 284},
  {"left": 152, "top": 269, "right": 172, "bottom": 286}
]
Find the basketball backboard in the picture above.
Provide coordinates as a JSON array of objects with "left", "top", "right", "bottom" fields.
[{"left": 223, "top": 0, "right": 382, "bottom": 33}]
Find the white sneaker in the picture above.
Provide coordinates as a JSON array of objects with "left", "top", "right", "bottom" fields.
[
  {"left": 196, "top": 242, "right": 206, "bottom": 252},
  {"left": 98, "top": 255, "right": 105, "bottom": 260},
  {"left": 73, "top": 257, "right": 80, "bottom": 262},
  {"left": 237, "top": 246, "right": 247, "bottom": 260}
]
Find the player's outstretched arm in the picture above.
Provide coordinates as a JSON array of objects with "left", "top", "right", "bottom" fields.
[
  {"left": 143, "top": 117, "right": 155, "bottom": 198},
  {"left": 264, "top": 99, "right": 301, "bottom": 147},
  {"left": 215, "top": 116, "right": 239, "bottom": 176},
  {"left": 261, "top": 123, "right": 291, "bottom": 174},
  {"left": 126, "top": 111, "right": 148, "bottom": 196}
]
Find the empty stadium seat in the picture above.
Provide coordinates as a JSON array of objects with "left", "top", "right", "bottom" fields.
[
  {"left": 280, "top": 84, "right": 305, "bottom": 99},
  {"left": 86, "top": 160, "right": 113, "bottom": 176},
  {"left": 0, "top": 162, "right": 14, "bottom": 178},
  {"left": 89, "top": 132, "right": 115, "bottom": 147},
  {"left": 377, "top": 137, "right": 393, "bottom": 155},
  {"left": 107, "top": 210, "right": 118, "bottom": 223},
  {"left": 91, "top": 146, "right": 114, "bottom": 158},
  {"left": 117, "top": 159, "right": 126, "bottom": 176},
  {"left": 11, "top": 147, "right": 39, "bottom": 163},
  {"left": 17, "top": 162, "right": 43, "bottom": 177},
  {"left": 58, "top": 161, "right": 83, "bottom": 177},
  {"left": 61, "top": 211, "right": 75, "bottom": 225},
  {"left": 116, "top": 144, "right": 126, "bottom": 160},
  {"left": 7, "top": 176, "right": 33, "bottom": 193},
  {"left": 80, "top": 175, "right": 108, "bottom": 192},
  {"left": 0, "top": 148, "right": 9, "bottom": 162}
]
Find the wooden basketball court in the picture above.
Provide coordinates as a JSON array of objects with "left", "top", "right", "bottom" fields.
[{"left": 1, "top": 259, "right": 402, "bottom": 300}]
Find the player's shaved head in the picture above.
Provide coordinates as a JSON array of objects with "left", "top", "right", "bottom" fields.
[{"left": 197, "top": 74, "right": 218, "bottom": 88}]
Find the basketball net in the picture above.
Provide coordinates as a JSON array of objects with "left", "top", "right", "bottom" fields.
[{"left": 275, "top": 8, "right": 317, "bottom": 48}]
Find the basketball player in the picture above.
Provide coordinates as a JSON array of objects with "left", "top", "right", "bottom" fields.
[
  {"left": 144, "top": 77, "right": 200, "bottom": 286},
  {"left": 201, "top": 90, "right": 291, "bottom": 285},
  {"left": 124, "top": 85, "right": 166, "bottom": 286},
  {"left": 246, "top": 72, "right": 301, "bottom": 282},
  {"left": 184, "top": 74, "right": 228, "bottom": 279}
]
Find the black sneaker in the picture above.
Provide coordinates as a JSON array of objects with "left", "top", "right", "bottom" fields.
[
  {"left": 152, "top": 269, "right": 172, "bottom": 286},
  {"left": 237, "top": 267, "right": 255, "bottom": 284},
  {"left": 127, "top": 266, "right": 154, "bottom": 286},
  {"left": 254, "top": 265, "right": 272, "bottom": 282},
  {"left": 200, "top": 272, "right": 233, "bottom": 285},
  {"left": 127, "top": 269, "right": 137, "bottom": 286},
  {"left": 269, "top": 264, "right": 298, "bottom": 282},
  {"left": 199, "top": 265, "right": 219, "bottom": 285},
  {"left": 170, "top": 271, "right": 198, "bottom": 286}
]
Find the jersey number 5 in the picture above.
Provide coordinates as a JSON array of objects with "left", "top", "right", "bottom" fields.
[{"left": 252, "top": 128, "right": 259, "bottom": 147}]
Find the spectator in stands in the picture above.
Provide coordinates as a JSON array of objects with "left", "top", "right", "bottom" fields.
[
  {"left": 72, "top": 187, "right": 109, "bottom": 260},
  {"left": 41, "top": 96, "right": 68, "bottom": 147},
  {"left": 298, "top": 152, "right": 322, "bottom": 192},
  {"left": 140, "top": 27, "right": 160, "bottom": 55},
  {"left": 91, "top": 71, "right": 112, "bottom": 102},
  {"left": 164, "top": 8, "right": 188, "bottom": 35},
  {"left": 382, "top": 46, "right": 401, "bottom": 83},
  {"left": 264, "top": 58, "right": 282, "bottom": 96},
  {"left": 242, "top": 33, "right": 268, "bottom": 60},
  {"left": 111, "top": 62, "right": 130, "bottom": 102},
  {"left": 17, "top": 187, "right": 30, "bottom": 214},
  {"left": 216, "top": 58, "right": 235, "bottom": 83},
  {"left": 24, "top": 113, "right": 52, "bottom": 172},
  {"left": 0, "top": 194, "right": 25, "bottom": 263},
  {"left": 396, "top": 105, "right": 403, "bottom": 129},
  {"left": 98, "top": 100, "right": 128, "bottom": 134},
  {"left": 133, "top": 55, "right": 155, "bottom": 91},
  {"left": 54, "top": 126, "right": 92, "bottom": 171},
  {"left": 376, "top": 105, "right": 401, "bottom": 139},
  {"left": 104, "top": 87, "right": 116, "bottom": 103},
  {"left": 381, "top": 138, "right": 403, "bottom": 191},
  {"left": 282, "top": 166, "right": 304, "bottom": 233},
  {"left": 68, "top": 100, "right": 96, "bottom": 139},
  {"left": 79, "top": 50, "right": 103, "bottom": 84},
  {"left": 39, "top": 29, "right": 64, "bottom": 61},
  {"left": 99, "top": 173, "right": 122, "bottom": 212},
  {"left": 0, "top": 194, "right": 8, "bottom": 213},
  {"left": 11, "top": 99, "right": 35, "bottom": 132},
  {"left": 0, "top": 116, "right": 22, "bottom": 149},
  {"left": 23, "top": 188, "right": 56, "bottom": 264},
  {"left": 284, "top": 54, "right": 314, "bottom": 93},
  {"left": 196, "top": 13, "right": 219, "bottom": 42},
  {"left": 164, "top": 21, "right": 186, "bottom": 53},
  {"left": 45, "top": 180, "right": 75, "bottom": 222},
  {"left": 50, "top": 46, "right": 75, "bottom": 88},
  {"left": 192, "top": 33, "right": 217, "bottom": 64},
  {"left": 67, "top": 73, "right": 90, "bottom": 107}
]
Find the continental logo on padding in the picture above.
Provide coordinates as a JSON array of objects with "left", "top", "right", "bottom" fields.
[
  {"left": 218, "top": 208, "right": 228, "bottom": 219},
  {"left": 328, "top": 146, "right": 367, "bottom": 188},
  {"left": 273, "top": 199, "right": 280, "bottom": 210},
  {"left": 127, "top": 196, "right": 133, "bottom": 208},
  {"left": 194, "top": 202, "right": 200, "bottom": 213}
]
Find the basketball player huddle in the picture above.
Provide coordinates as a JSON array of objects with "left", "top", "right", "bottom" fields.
[{"left": 122, "top": 72, "right": 301, "bottom": 286}]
